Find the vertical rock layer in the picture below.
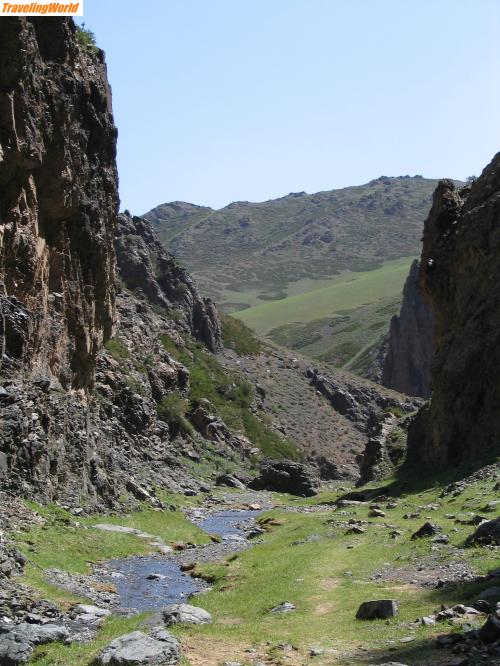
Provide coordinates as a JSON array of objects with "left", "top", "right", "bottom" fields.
[
  {"left": 407, "top": 153, "right": 500, "bottom": 469},
  {"left": 0, "top": 18, "right": 118, "bottom": 389},
  {"left": 381, "top": 260, "right": 433, "bottom": 398}
]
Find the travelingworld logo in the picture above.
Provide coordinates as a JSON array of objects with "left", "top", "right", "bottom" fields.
[{"left": 1, "top": 1, "right": 83, "bottom": 15}]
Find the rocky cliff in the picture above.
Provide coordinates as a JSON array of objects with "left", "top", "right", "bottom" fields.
[
  {"left": 407, "top": 154, "right": 500, "bottom": 470},
  {"left": 115, "top": 214, "right": 221, "bottom": 353},
  {"left": 0, "top": 18, "right": 117, "bottom": 390},
  {"left": 381, "top": 260, "right": 433, "bottom": 398},
  {"left": 0, "top": 19, "right": 236, "bottom": 508}
]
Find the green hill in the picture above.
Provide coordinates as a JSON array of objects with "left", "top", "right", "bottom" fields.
[{"left": 145, "top": 176, "right": 443, "bottom": 309}]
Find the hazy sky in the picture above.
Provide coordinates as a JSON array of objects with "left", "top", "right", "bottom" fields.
[{"left": 78, "top": 0, "right": 500, "bottom": 213}]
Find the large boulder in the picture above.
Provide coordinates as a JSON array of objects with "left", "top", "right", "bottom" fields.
[
  {"left": 356, "top": 600, "right": 398, "bottom": 620},
  {"left": 411, "top": 522, "right": 441, "bottom": 540},
  {"left": 162, "top": 604, "right": 212, "bottom": 626},
  {"left": 215, "top": 474, "right": 246, "bottom": 490},
  {"left": 94, "top": 628, "right": 180, "bottom": 665},
  {"left": 0, "top": 631, "right": 33, "bottom": 665},
  {"left": 466, "top": 517, "right": 500, "bottom": 546},
  {"left": 479, "top": 615, "right": 500, "bottom": 643},
  {"left": 248, "top": 459, "right": 319, "bottom": 496},
  {"left": 0, "top": 623, "right": 69, "bottom": 665}
]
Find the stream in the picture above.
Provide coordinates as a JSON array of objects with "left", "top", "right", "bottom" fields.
[{"left": 100, "top": 508, "right": 261, "bottom": 612}]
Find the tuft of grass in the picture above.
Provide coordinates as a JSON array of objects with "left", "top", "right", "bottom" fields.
[
  {"left": 221, "top": 314, "right": 262, "bottom": 355},
  {"left": 157, "top": 391, "right": 194, "bottom": 435},
  {"left": 104, "top": 336, "right": 129, "bottom": 361}
]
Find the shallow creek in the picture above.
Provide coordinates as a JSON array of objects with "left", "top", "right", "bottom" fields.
[{"left": 101, "top": 509, "right": 261, "bottom": 612}]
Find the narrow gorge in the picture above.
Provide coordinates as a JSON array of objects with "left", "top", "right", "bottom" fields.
[{"left": 0, "top": 15, "right": 499, "bottom": 666}]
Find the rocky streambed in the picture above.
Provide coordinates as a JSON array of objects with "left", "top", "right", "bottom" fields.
[
  {"left": 45, "top": 491, "right": 272, "bottom": 614},
  {"left": 97, "top": 505, "right": 265, "bottom": 611},
  {"left": 0, "top": 491, "right": 273, "bottom": 664}
]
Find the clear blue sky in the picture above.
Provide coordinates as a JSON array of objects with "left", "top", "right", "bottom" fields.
[{"left": 78, "top": 0, "right": 500, "bottom": 213}]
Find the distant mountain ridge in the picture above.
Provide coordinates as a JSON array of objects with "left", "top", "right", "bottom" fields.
[{"left": 145, "top": 176, "right": 453, "bottom": 309}]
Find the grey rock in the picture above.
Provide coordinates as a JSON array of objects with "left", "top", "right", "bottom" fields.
[
  {"left": 270, "top": 602, "right": 296, "bottom": 614},
  {"left": 410, "top": 522, "right": 441, "bottom": 539},
  {"left": 0, "top": 632, "right": 33, "bottom": 665},
  {"left": 479, "top": 614, "right": 500, "bottom": 643},
  {"left": 162, "top": 604, "right": 212, "bottom": 626},
  {"left": 356, "top": 599, "right": 398, "bottom": 620},
  {"left": 10, "top": 623, "right": 69, "bottom": 645},
  {"left": 249, "top": 460, "right": 319, "bottom": 497},
  {"left": 466, "top": 517, "right": 500, "bottom": 546},
  {"left": 215, "top": 474, "right": 246, "bottom": 490},
  {"left": 73, "top": 604, "right": 111, "bottom": 618},
  {"left": 94, "top": 629, "right": 180, "bottom": 665}
]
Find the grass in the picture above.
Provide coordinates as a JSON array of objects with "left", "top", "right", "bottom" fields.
[
  {"left": 173, "top": 474, "right": 500, "bottom": 665},
  {"left": 220, "top": 313, "right": 262, "bottom": 356},
  {"left": 104, "top": 336, "right": 130, "bottom": 361},
  {"left": 14, "top": 500, "right": 210, "bottom": 579},
  {"left": 8, "top": 469, "right": 500, "bottom": 665},
  {"left": 235, "top": 256, "right": 413, "bottom": 336}
]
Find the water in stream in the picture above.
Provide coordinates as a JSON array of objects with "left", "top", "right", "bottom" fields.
[{"left": 104, "top": 509, "right": 259, "bottom": 611}]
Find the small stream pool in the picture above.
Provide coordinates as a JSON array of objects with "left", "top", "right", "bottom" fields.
[{"left": 103, "top": 509, "right": 260, "bottom": 611}]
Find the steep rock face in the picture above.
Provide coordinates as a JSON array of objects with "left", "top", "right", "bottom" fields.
[
  {"left": 381, "top": 260, "right": 434, "bottom": 398},
  {"left": 0, "top": 19, "right": 233, "bottom": 507},
  {"left": 407, "top": 154, "right": 500, "bottom": 469},
  {"left": 115, "top": 214, "right": 221, "bottom": 352},
  {"left": 0, "top": 18, "right": 118, "bottom": 389}
]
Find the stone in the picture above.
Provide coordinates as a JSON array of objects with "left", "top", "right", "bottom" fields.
[
  {"left": 475, "top": 587, "right": 500, "bottom": 601},
  {"left": 472, "top": 600, "right": 491, "bottom": 613},
  {"left": 215, "top": 474, "right": 246, "bottom": 490},
  {"left": 270, "top": 602, "right": 296, "bottom": 614},
  {"left": 478, "top": 614, "right": 500, "bottom": 643},
  {"left": 309, "top": 647, "right": 324, "bottom": 656},
  {"left": 410, "top": 522, "right": 441, "bottom": 539},
  {"left": 73, "top": 604, "right": 111, "bottom": 618},
  {"left": 146, "top": 574, "right": 167, "bottom": 581},
  {"left": 9, "top": 623, "right": 69, "bottom": 645},
  {"left": 248, "top": 460, "right": 319, "bottom": 496},
  {"left": 355, "top": 600, "right": 398, "bottom": 620},
  {"left": 466, "top": 517, "right": 500, "bottom": 546},
  {"left": 94, "top": 629, "right": 180, "bottom": 665},
  {"left": 162, "top": 604, "right": 212, "bottom": 626},
  {"left": 368, "top": 508, "right": 386, "bottom": 518},
  {"left": 420, "top": 615, "right": 436, "bottom": 626},
  {"left": 0, "top": 632, "right": 33, "bottom": 665},
  {"left": 431, "top": 534, "right": 449, "bottom": 544}
]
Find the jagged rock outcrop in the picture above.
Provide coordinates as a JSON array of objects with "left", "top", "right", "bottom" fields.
[
  {"left": 381, "top": 260, "right": 433, "bottom": 398},
  {"left": 407, "top": 154, "right": 500, "bottom": 470},
  {"left": 115, "top": 214, "right": 221, "bottom": 352},
  {"left": 0, "top": 18, "right": 117, "bottom": 390},
  {"left": 306, "top": 368, "right": 419, "bottom": 432}
]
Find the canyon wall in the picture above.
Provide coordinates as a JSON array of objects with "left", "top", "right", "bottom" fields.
[{"left": 407, "top": 154, "right": 500, "bottom": 469}]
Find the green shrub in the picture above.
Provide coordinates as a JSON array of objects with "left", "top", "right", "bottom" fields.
[
  {"left": 384, "top": 405, "right": 405, "bottom": 418},
  {"left": 76, "top": 23, "right": 98, "bottom": 53},
  {"left": 157, "top": 392, "right": 193, "bottom": 434}
]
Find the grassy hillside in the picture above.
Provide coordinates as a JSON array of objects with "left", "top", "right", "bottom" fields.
[
  {"left": 145, "top": 177, "right": 444, "bottom": 311},
  {"left": 231, "top": 257, "right": 412, "bottom": 370}
]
